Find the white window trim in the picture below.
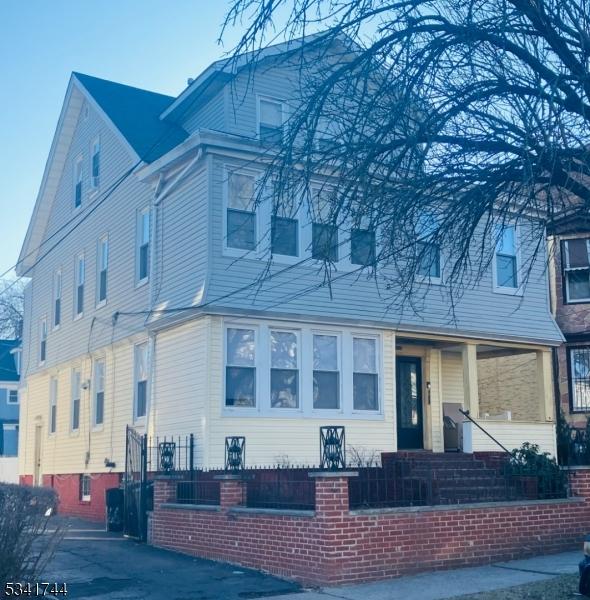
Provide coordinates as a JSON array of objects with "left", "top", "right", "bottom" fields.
[
  {"left": 70, "top": 368, "right": 81, "bottom": 434},
  {"left": 74, "top": 252, "right": 85, "bottom": 320},
  {"left": 222, "top": 166, "right": 263, "bottom": 259},
  {"left": 351, "top": 332, "right": 383, "bottom": 414},
  {"left": 133, "top": 342, "right": 149, "bottom": 423},
  {"left": 136, "top": 206, "right": 150, "bottom": 287},
  {"left": 256, "top": 95, "right": 286, "bottom": 142},
  {"left": 53, "top": 268, "right": 62, "bottom": 330},
  {"left": 414, "top": 243, "right": 445, "bottom": 286},
  {"left": 92, "top": 358, "right": 105, "bottom": 431},
  {"left": 221, "top": 319, "right": 384, "bottom": 420},
  {"left": 90, "top": 136, "right": 101, "bottom": 192},
  {"left": 96, "top": 234, "right": 109, "bottom": 308},
  {"left": 564, "top": 238, "right": 590, "bottom": 304},
  {"left": 80, "top": 474, "right": 91, "bottom": 502},
  {"left": 39, "top": 316, "right": 47, "bottom": 366},
  {"left": 492, "top": 224, "right": 523, "bottom": 296}
]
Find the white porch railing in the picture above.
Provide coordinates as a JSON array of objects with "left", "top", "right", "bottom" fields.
[{"left": 462, "top": 421, "right": 557, "bottom": 457}]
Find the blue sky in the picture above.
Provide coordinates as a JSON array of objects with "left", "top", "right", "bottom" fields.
[{"left": 0, "top": 0, "right": 242, "bottom": 276}]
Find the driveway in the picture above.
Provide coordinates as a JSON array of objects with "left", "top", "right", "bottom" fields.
[{"left": 43, "top": 518, "right": 301, "bottom": 600}]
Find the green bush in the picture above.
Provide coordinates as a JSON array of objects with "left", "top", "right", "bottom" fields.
[{"left": 0, "top": 483, "right": 65, "bottom": 585}]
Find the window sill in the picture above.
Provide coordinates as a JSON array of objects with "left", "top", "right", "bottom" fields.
[
  {"left": 565, "top": 298, "right": 590, "bottom": 305},
  {"left": 493, "top": 285, "right": 523, "bottom": 296},
  {"left": 73, "top": 313, "right": 84, "bottom": 321},
  {"left": 135, "top": 278, "right": 149, "bottom": 290},
  {"left": 92, "top": 425, "right": 104, "bottom": 433},
  {"left": 96, "top": 300, "right": 107, "bottom": 310},
  {"left": 70, "top": 429, "right": 80, "bottom": 437}
]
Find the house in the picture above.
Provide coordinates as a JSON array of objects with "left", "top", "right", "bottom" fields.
[
  {"left": 17, "top": 35, "right": 564, "bottom": 521},
  {"left": 0, "top": 339, "right": 21, "bottom": 483}
]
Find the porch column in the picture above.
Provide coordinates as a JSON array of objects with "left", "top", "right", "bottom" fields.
[
  {"left": 462, "top": 343, "right": 479, "bottom": 419},
  {"left": 536, "top": 349, "right": 554, "bottom": 422}
]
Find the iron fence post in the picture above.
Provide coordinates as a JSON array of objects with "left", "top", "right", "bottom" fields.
[{"left": 189, "top": 433, "right": 195, "bottom": 484}]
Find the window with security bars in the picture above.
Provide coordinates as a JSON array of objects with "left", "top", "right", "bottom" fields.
[
  {"left": 570, "top": 347, "right": 590, "bottom": 411},
  {"left": 563, "top": 238, "right": 590, "bottom": 303},
  {"left": 80, "top": 474, "right": 91, "bottom": 501}
]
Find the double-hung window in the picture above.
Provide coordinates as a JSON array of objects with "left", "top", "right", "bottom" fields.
[
  {"left": 225, "top": 328, "right": 256, "bottom": 407},
  {"left": 74, "top": 156, "right": 83, "bottom": 208},
  {"left": 351, "top": 228, "right": 376, "bottom": 266},
  {"left": 563, "top": 238, "right": 590, "bottom": 302},
  {"left": 494, "top": 225, "right": 518, "bottom": 289},
  {"left": 227, "top": 172, "right": 257, "bottom": 251},
  {"left": 313, "top": 334, "right": 340, "bottom": 409},
  {"left": 8, "top": 389, "right": 18, "bottom": 404},
  {"left": 270, "top": 330, "right": 299, "bottom": 409},
  {"left": 353, "top": 337, "right": 379, "bottom": 410},
  {"left": 311, "top": 189, "right": 338, "bottom": 262},
  {"left": 137, "top": 208, "right": 150, "bottom": 283},
  {"left": 49, "top": 377, "right": 57, "bottom": 434},
  {"left": 134, "top": 343, "right": 149, "bottom": 420},
  {"left": 93, "top": 359, "right": 105, "bottom": 427},
  {"left": 258, "top": 98, "right": 284, "bottom": 144},
  {"left": 75, "top": 253, "right": 85, "bottom": 317},
  {"left": 570, "top": 347, "right": 590, "bottom": 412},
  {"left": 91, "top": 137, "right": 100, "bottom": 189},
  {"left": 271, "top": 190, "right": 298, "bottom": 257},
  {"left": 97, "top": 236, "right": 108, "bottom": 305},
  {"left": 39, "top": 318, "right": 47, "bottom": 364},
  {"left": 416, "top": 214, "right": 441, "bottom": 280},
  {"left": 71, "top": 369, "right": 81, "bottom": 432},
  {"left": 53, "top": 270, "right": 62, "bottom": 328}
]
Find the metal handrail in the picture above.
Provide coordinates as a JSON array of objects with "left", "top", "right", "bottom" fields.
[{"left": 459, "top": 409, "right": 512, "bottom": 455}]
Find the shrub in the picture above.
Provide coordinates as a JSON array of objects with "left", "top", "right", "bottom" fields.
[{"left": 0, "top": 483, "right": 65, "bottom": 585}]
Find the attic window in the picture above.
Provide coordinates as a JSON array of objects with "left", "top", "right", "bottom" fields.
[
  {"left": 74, "top": 156, "right": 83, "bottom": 208},
  {"left": 258, "top": 98, "right": 283, "bottom": 145},
  {"left": 91, "top": 138, "right": 100, "bottom": 189},
  {"left": 564, "top": 238, "right": 590, "bottom": 303}
]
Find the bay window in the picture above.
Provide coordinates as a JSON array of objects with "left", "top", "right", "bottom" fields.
[
  {"left": 225, "top": 328, "right": 256, "bottom": 407},
  {"left": 563, "top": 238, "right": 590, "bottom": 302},
  {"left": 313, "top": 334, "right": 340, "bottom": 409},
  {"left": 227, "top": 172, "right": 257, "bottom": 251},
  {"left": 270, "top": 330, "right": 299, "bottom": 408}
]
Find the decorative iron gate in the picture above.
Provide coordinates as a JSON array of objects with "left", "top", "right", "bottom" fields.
[{"left": 124, "top": 425, "right": 148, "bottom": 541}]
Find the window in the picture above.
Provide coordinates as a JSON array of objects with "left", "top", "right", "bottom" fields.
[
  {"left": 495, "top": 225, "right": 518, "bottom": 289},
  {"left": 416, "top": 214, "right": 441, "bottom": 280},
  {"left": 97, "top": 236, "right": 108, "bottom": 305},
  {"left": 227, "top": 172, "right": 256, "bottom": 251},
  {"left": 71, "top": 369, "right": 81, "bottom": 431},
  {"left": 134, "top": 343, "right": 149, "bottom": 420},
  {"left": 93, "top": 359, "right": 105, "bottom": 427},
  {"left": 53, "top": 270, "right": 62, "bottom": 328},
  {"left": 137, "top": 208, "right": 150, "bottom": 282},
  {"left": 7, "top": 389, "right": 18, "bottom": 404},
  {"left": 258, "top": 98, "right": 283, "bottom": 144},
  {"left": 351, "top": 229, "right": 376, "bottom": 266},
  {"left": 311, "top": 189, "right": 338, "bottom": 261},
  {"left": 74, "top": 156, "right": 83, "bottom": 208},
  {"left": 1, "top": 424, "right": 18, "bottom": 456},
  {"left": 91, "top": 138, "right": 100, "bottom": 189},
  {"left": 353, "top": 337, "right": 379, "bottom": 410},
  {"left": 225, "top": 328, "right": 256, "bottom": 407},
  {"left": 39, "top": 318, "right": 47, "bottom": 364},
  {"left": 570, "top": 347, "right": 590, "bottom": 412},
  {"left": 49, "top": 377, "right": 57, "bottom": 434},
  {"left": 313, "top": 334, "right": 340, "bottom": 409},
  {"left": 80, "top": 474, "right": 91, "bottom": 502},
  {"left": 75, "top": 253, "right": 85, "bottom": 317},
  {"left": 271, "top": 216, "right": 298, "bottom": 256},
  {"left": 270, "top": 330, "right": 299, "bottom": 408},
  {"left": 563, "top": 238, "right": 590, "bottom": 302}
]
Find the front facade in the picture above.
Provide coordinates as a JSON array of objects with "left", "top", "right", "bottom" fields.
[
  {"left": 0, "top": 339, "right": 21, "bottom": 483},
  {"left": 18, "top": 38, "right": 562, "bottom": 519}
]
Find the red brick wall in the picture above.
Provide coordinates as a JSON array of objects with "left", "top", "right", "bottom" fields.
[
  {"left": 20, "top": 472, "right": 121, "bottom": 522},
  {"left": 151, "top": 470, "right": 590, "bottom": 586}
]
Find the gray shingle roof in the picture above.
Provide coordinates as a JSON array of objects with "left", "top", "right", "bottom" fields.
[{"left": 73, "top": 73, "right": 189, "bottom": 162}]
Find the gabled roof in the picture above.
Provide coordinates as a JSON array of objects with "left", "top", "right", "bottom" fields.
[
  {"left": 0, "top": 340, "right": 19, "bottom": 383},
  {"left": 73, "top": 73, "right": 188, "bottom": 162}
]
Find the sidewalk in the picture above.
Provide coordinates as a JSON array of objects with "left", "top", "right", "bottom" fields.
[{"left": 267, "top": 551, "right": 581, "bottom": 600}]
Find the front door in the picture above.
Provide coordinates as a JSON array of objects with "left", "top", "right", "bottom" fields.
[{"left": 396, "top": 357, "right": 424, "bottom": 449}]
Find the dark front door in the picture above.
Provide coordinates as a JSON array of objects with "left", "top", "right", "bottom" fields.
[{"left": 396, "top": 357, "right": 424, "bottom": 449}]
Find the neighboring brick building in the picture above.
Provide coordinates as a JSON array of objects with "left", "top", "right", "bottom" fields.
[{"left": 548, "top": 215, "right": 590, "bottom": 428}]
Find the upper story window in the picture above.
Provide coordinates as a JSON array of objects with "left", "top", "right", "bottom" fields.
[
  {"left": 53, "top": 270, "right": 62, "bottom": 328},
  {"left": 97, "top": 236, "right": 108, "bottom": 306},
  {"left": 270, "top": 330, "right": 299, "bottom": 409},
  {"left": 49, "top": 377, "right": 57, "bottom": 435},
  {"left": 416, "top": 214, "right": 441, "bottom": 281},
  {"left": 313, "top": 334, "right": 340, "bottom": 410},
  {"left": 93, "top": 358, "right": 105, "bottom": 427},
  {"left": 563, "top": 238, "right": 590, "bottom": 303},
  {"left": 7, "top": 389, "right": 18, "bottom": 404},
  {"left": 225, "top": 327, "right": 256, "bottom": 408},
  {"left": 75, "top": 253, "right": 85, "bottom": 317},
  {"left": 494, "top": 225, "right": 518, "bottom": 290},
  {"left": 39, "top": 317, "right": 47, "bottom": 365},
  {"left": 351, "top": 229, "right": 376, "bottom": 267},
  {"left": 137, "top": 208, "right": 150, "bottom": 283},
  {"left": 311, "top": 189, "right": 338, "bottom": 262},
  {"left": 570, "top": 347, "right": 590, "bottom": 412},
  {"left": 226, "top": 172, "right": 257, "bottom": 251},
  {"left": 91, "top": 137, "right": 100, "bottom": 189},
  {"left": 134, "top": 342, "right": 149, "bottom": 420},
  {"left": 258, "top": 98, "right": 284, "bottom": 144},
  {"left": 74, "top": 156, "right": 83, "bottom": 209},
  {"left": 71, "top": 369, "right": 81, "bottom": 432},
  {"left": 271, "top": 191, "right": 298, "bottom": 257}
]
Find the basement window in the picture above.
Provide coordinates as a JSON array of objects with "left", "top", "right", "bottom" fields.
[{"left": 80, "top": 474, "right": 91, "bottom": 502}]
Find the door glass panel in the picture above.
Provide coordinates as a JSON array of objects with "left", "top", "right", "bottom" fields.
[{"left": 399, "top": 362, "right": 419, "bottom": 428}]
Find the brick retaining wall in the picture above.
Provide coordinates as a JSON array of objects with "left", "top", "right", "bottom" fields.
[{"left": 151, "top": 469, "right": 590, "bottom": 585}]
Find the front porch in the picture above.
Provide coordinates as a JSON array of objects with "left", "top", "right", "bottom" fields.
[{"left": 395, "top": 334, "right": 556, "bottom": 457}]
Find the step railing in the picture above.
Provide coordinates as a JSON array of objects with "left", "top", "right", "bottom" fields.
[{"left": 459, "top": 409, "right": 512, "bottom": 455}]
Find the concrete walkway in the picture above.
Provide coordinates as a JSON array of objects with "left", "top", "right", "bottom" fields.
[{"left": 268, "top": 551, "right": 581, "bottom": 600}]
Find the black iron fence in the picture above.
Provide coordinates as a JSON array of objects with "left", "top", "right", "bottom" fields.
[
  {"left": 243, "top": 467, "right": 316, "bottom": 510},
  {"left": 146, "top": 434, "right": 195, "bottom": 474},
  {"left": 176, "top": 471, "right": 222, "bottom": 506}
]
